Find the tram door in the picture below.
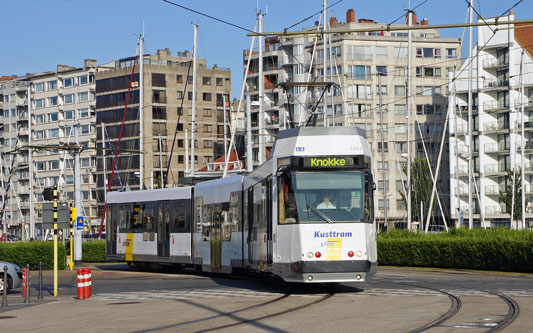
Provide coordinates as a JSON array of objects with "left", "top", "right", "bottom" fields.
[
  {"left": 106, "top": 204, "right": 118, "bottom": 256},
  {"left": 247, "top": 189, "right": 254, "bottom": 263},
  {"left": 157, "top": 202, "right": 170, "bottom": 257},
  {"left": 210, "top": 208, "right": 222, "bottom": 269},
  {"left": 266, "top": 178, "right": 273, "bottom": 265}
]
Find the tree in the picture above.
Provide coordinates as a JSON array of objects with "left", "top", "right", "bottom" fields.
[
  {"left": 399, "top": 158, "right": 436, "bottom": 229},
  {"left": 500, "top": 169, "right": 528, "bottom": 226}
]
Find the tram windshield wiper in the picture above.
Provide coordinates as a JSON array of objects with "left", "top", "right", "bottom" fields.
[{"left": 306, "top": 202, "right": 334, "bottom": 223}]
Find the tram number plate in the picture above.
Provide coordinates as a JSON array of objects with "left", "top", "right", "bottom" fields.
[{"left": 326, "top": 238, "right": 342, "bottom": 260}]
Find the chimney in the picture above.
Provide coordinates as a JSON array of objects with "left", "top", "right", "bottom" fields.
[
  {"left": 405, "top": 11, "right": 418, "bottom": 25},
  {"left": 330, "top": 16, "right": 339, "bottom": 26},
  {"left": 346, "top": 9, "right": 355, "bottom": 23},
  {"left": 421, "top": 18, "right": 428, "bottom": 26}
]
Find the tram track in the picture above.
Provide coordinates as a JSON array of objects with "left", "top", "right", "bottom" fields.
[
  {"left": 135, "top": 285, "right": 335, "bottom": 333},
  {"left": 390, "top": 281, "right": 520, "bottom": 332}
]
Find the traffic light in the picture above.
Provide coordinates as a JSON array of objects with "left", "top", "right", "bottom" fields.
[
  {"left": 70, "top": 207, "right": 77, "bottom": 225},
  {"left": 42, "top": 187, "right": 54, "bottom": 201}
]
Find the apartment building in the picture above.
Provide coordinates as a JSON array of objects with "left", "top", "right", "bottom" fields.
[
  {"left": 244, "top": 9, "right": 461, "bottom": 228},
  {"left": 0, "top": 60, "right": 101, "bottom": 239},
  {"left": 94, "top": 48, "right": 231, "bottom": 215},
  {"left": 450, "top": 12, "right": 533, "bottom": 228}
]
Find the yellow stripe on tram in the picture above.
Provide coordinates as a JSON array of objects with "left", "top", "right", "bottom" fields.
[{"left": 125, "top": 233, "right": 134, "bottom": 262}]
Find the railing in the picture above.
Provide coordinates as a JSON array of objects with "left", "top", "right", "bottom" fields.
[
  {"left": 456, "top": 165, "right": 468, "bottom": 175},
  {"left": 482, "top": 58, "right": 508, "bottom": 68},
  {"left": 514, "top": 98, "right": 533, "bottom": 109},
  {"left": 484, "top": 142, "right": 509, "bottom": 152},
  {"left": 515, "top": 120, "right": 533, "bottom": 129},
  {"left": 483, "top": 121, "right": 507, "bottom": 132},
  {"left": 516, "top": 141, "right": 533, "bottom": 150},
  {"left": 456, "top": 186, "right": 468, "bottom": 195},
  {"left": 485, "top": 205, "right": 503, "bottom": 215},
  {"left": 485, "top": 185, "right": 505, "bottom": 195},
  {"left": 483, "top": 100, "right": 508, "bottom": 112},
  {"left": 484, "top": 164, "right": 499, "bottom": 173},
  {"left": 483, "top": 80, "right": 508, "bottom": 89}
]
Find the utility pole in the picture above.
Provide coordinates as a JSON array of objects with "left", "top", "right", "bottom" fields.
[
  {"left": 327, "top": 5, "right": 335, "bottom": 126},
  {"left": 322, "top": 0, "right": 328, "bottom": 127},
  {"left": 258, "top": 11, "right": 265, "bottom": 164},
  {"left": 158, "top": 137, "right": 164, "bottom": 188},
  {"left": 74, "top": 83, "right": 82, "bottom": 265},
  {"left": 246, "top": 93, "right": 253, "bottom": 172},
  {"left": 28, "top": 85, "right": 34, "bottom": 239},
  {"left": 223, "top": 95, "right": 228, "bottom": 173},
  {"left": 467, "top": 0, "right": 474, "bottom": 229},
  {"left": 185, "top": 129, "right": 190, "bottom": 175},
  {"left": 87, "top": 170, "right": 92, "bottom": 235},
  {"left": 101, "top": 123, "right": 107, "bottom": 203},
  {"left": 139, "top": 34, "right": 145, "bottom": 190},
  {"left": 407, "top": 10, "right": 413, "bottom": 231},
  {"left": 378, "top": 73, "right": 388, "bottom": 230},
  {"left": 520, "top": 50, "right": 526, "bottom": 230},
  {"left": 191, "top": 24, "right": 199, "bottom": 176},
  {"left": 451, "top": 70, "right": 461, "bottom": 228}
]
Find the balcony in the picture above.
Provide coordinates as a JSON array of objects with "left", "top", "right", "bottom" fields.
[
  {"left": 456, "top": 165, "right": 468, "bottom": 176},
  {"left": 483, "top": 121, "right": 508, "bottom": 134},
  {"left": 514, "top": 98, "right": 533, "bottom": 110},
  {"left": 483, "top": 100, "right": 508, "bottom": 113},
  {"left": 516, "top": 141, "right": 533, "bottom": 150},
  {"left": 483, "top": 80, "right": 509, "bottom": 91},
  {"left": 456, "top": 186, "right": 468, "bottom": 196},
  {"left": 482, "top": 58, "right": 508, "bottom": 70},
  {"left": 483, "top": 142, "right": 509, "bottom": 153},
  {"left": 515, "top": 120, "right": 533, "bottom": 131},
  {"left": 485, "top": 185, "right": 505, "bottom": 195},
  {"left": 485, "top": 205, "right": 506, "bottom": 215},
  {"left": 483, "top": 163, "right": 510, "bottom": 175}
]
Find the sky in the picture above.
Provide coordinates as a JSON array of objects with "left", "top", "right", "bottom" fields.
[{"left": 1, "top": 0, "right": 531, "bottom": 98}]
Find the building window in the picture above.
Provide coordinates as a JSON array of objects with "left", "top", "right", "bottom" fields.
[
  {"left": 203, "top": 93, "right": 212, "bottom": 101},
  {"left": 64, "top": 78, "right": 74, "bottom": 87},
  {"left": 395, "top": 124, "right": 407, "bottom": 134},
  {"left": 378, "top": 199, "right": 389, "bottom": 210},
  {"left": 377, "top": 142, "right": 388, "bottom": 152},
  {"left": 78, "top": 91, "right": 89, "bottom": 102},
  {"left": 79, "top": 108, "right": 90, "bottom": 118},
  {"left": 203, "top": 124, "right": 212, "bottom": 132},
  {"left": 177, "top": 91, "right": 184, "bottom": 99},
  {"left": 65, "top": 127, "right": 72, "bottom": 136},
  {"left": 153, "top": 90, "right": 166, "bottom": 103},
  {"left": 397, "top": 199, "right": 407, "bottom": 210},
  {"left": 203, "top": 108, "right": 212, "bottom": 117},
  {"left": 66, "top": 175, "right": 74, "bottom": 185},
  {"left": 346, "top": 85, "right": 372, "bottom": 99},
  {"left": 395, "top": 142, "right": 407, "bottom": 153},
  {"left": 35, "top": 98, "right": 45, "bottom": 108},
  {"left": 48, "top": 96, "right": 58, "bottom": 106},
  {"left": 50, "top": 161, "right": 60, "bottom": 170},
  {"left": 153, "top": 123, "right": 167, "bottom": 136},
  {"left": 348, "top": 65, "right": 370, "bottom": 80},
  {"left": 394, "top": 47, "right": 407, "bottom": 58},
  {"left": 416, "top": 67, "right": 441, "bottom": 77},
  {"left": 378, "top": 180, "right": 389, "bottom": 191},
  {"left": 34, "top": 82, "right": 44, "bottom": 92},
  {"left": 446, "top": 48, "right": 457, "bottom": 58},
  {"left": 376, "top": 85, "right": 387, "bottom": 96},
  {"left": 48, "top": 80, "right": 57, "bottom": 90},
  {"left": 152, "top": 73, "right": 166, "bottom": 87},
  {"left": 152, "top": 107, "right": 166, "bottom": 119},
  {"left": 394, "top": 104, "right": 406, "bottom": 115},
  {"left": 416, "top": 47, "right": 441, "bottom": 58},
  {"left": 35, "top": 114, "right": 45, "bottom": 124},
  {"left": 78, "top": 75, "right": 89, "bottom": 85},
  {"left": 64, "top": 94, "right": 74, "bottom": 104},
  {"left": 48, "top": 128, "right": 59, "bottom": 138},
  {"left": 395, "top": 66, "right": 407, "bottom": 77},
  {"left": 188, "top": 91, "right": 193, "bottom": 100},
  {"left": 81, "top": 125, "right": 91, "bottom": 134},
  {"left": 202, "top": 77, "right": 211, "bottom": 85},
  {"left": 176, "top": 75, "right": 183, "bottom": 83},
  {"left": 376, "top": 46, "right": 387, "bottom": 58},
  {"left": 216, "top": 78, "right": 223, "bottom": 86},
  {"left": 35, "top": 130, "right": 45, "bottom": 139},
  {"left": 81, "top": 158, "right": 91, "bottom": 168},
  {"left": 331, "top": 46, "right": 341, "bottom": 57},
  {"left": 394, "top": 85, "right": 406, "bottom": 97},
  {"left": 376, "top": 66, "right": 387, "bottom": 76},
  {"left": 203, "top": 140, "right": 213, "bottom": 148},
  {"left": 49, "top": 113, "right": 59, "bottom": 122},
  {"left": 347, "top": 46, "right": 372, "bottom": 60},
  {"left": 36, "top": 162, "right": 46, "bottom": 171},
  {"left": 293, "top": 64, "right": 304, "bottom": 75}
]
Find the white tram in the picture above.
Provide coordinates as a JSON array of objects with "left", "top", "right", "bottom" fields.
[{"left": 106, "top": 127, "right": 377, "bottom": 283}]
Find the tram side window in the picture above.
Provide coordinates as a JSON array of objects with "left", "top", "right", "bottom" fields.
[
  {"left": 221, "top": 202, "right": 231, "bottom": 241},
  {"left": 118, "top": 203, "right": 130, "bottom": 229},
  {"left": 131, "top": 202, "right": 142, "bottom": 229},
  {"left": 107, "top": 204, "right": 117, "bottom": 232},
  {"left": 229, "top": 191, "right": 241, "bottom": 232},
  {"left": 142, "top": 202, "right": 155, "bottom": 230},
  {"left": 171, "top": 200, "right": 187, "bottom": 231},
  {"left": 195, "top": 197, "right": 203, "bottom": 233},
  {"left": 278, "top": 175, "right": 298, "bottom": 224},
  {"left": 201, "top": 202, "right": 212, "bottom": 241},
  {"left": 364, "top": 173, "right": 373, "bottom": 222}
]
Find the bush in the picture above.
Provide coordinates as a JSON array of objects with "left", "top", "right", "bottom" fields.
[
  {"left": 82, "top": 241, "right": 106, "bottom": 262},
  {"left": 377, "top": 228, "right": 533, "bottom": 273},
  {"left": 0, "top": 242, "right": 66, "bottom": 270}
]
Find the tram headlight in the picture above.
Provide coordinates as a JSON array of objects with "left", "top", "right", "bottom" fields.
[
  {"left": 314, "top": 252, "right": 321, "bottom": 258},
  {"left": 307, "top": 252, "right": 314, "bottom": 258},
  {"left": 307, "top": 275, "right": 313, "bottom": 281},
  {"left": 356, "top": 250, "right": 363, "bottom": 257},
  {"left": 356, "top": 274, "right": 362, "bottom": 280}
]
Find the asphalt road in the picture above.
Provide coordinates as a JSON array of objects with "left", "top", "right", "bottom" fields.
[{"left": 1, "top": 265, "right": 531, "bottom": 332}]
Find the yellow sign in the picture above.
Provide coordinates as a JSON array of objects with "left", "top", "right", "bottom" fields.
[{"left": 326, "top": 238, "right": 342, "bottom": 260}]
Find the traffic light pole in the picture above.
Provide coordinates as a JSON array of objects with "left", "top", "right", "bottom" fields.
[
  {"left": 74, "top": 84, "right": 82, "bottom": 266},
  {"left": 52, "top": 185, "right": 58, "bottom": 297}
]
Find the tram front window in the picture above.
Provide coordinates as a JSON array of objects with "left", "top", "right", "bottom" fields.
[{"left": 284, "top": 171, "right": 370, "bottom": 223}]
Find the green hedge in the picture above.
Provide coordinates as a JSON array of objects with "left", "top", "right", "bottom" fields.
[
  {"left": 0, "top": 242, "right": 66, "bottom": 270},
  {"left": 377, "top": 229, "right": 533, "bottom": 273},
  {"left": 82, "top": 241, "right": 106, "bottom": 262}
]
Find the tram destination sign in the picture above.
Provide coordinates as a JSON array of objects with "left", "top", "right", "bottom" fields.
[{"left": 299, "top": 156, "right": 362, "bottom": 169}]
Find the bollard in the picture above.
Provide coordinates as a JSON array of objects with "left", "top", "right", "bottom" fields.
[
  {"left": 22, "top": 268, "right": 27, "bottom": 299},
  {"left": 38, "top": 262, "right": 43, "bottom": 300},
  {"left": 2, "top": 265, "right": 7, "bottom": 307},
  {"left": 24, "top": 264, "right": 30, "bottom": 303},
  {"left": 77, "top": 268, "right": 85, "bottom": 300},
  {"left": 86, "top": 268, "right": 92, "bottom": 299}
]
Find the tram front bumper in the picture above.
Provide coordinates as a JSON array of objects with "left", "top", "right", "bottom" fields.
[{"left": 275, "top": 260, "right": 378, "bottom": 283}]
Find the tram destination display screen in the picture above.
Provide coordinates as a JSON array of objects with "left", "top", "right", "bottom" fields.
[{"left": 291, "top": 156, "right": 366, "bottom": 169}]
